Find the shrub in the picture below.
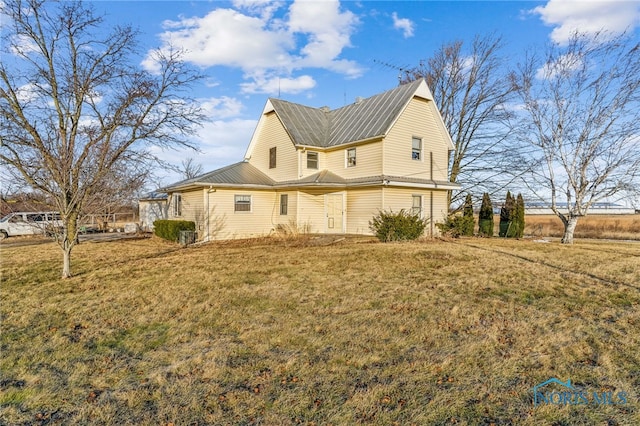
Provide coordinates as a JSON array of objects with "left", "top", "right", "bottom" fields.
[
  {"left": 513, "top": 193, "right": 525, "bottom": 238},
  {"left": 436, "top": 214, "right": 475, "bottom": 238},
  {"left": 369, "top": 209, "right": 427, "bottom": 242},
  {"left": 153, "top": 219, "right": 196, "bottom": 242},
  {"left": 462, "top": 193, "right": 475, "bottom": 236},
  {"left": 478, "top": 192, "right": 494, "bottom": 237},
  {"left": 499, "top": 191, "right": 515, "bottom": 237}
]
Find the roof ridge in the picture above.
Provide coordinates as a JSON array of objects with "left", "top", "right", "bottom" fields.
[{"left": 267, "top": 79, "right": 426, "bottom": 148}]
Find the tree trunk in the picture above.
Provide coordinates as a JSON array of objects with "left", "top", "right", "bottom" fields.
[
  {"left": 561, "top": 216, "right": 579, "bottom": 244},
  {"left": 62, "top": 243, "right": 72, "bottom": 278},
  {"left": 61, "top": 212, "right": 79, "bottom": 278}
]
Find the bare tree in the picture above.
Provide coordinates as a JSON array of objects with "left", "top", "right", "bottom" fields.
[
  {"left": 397, "top": 34, "right": 517, "bottom": 208},
  {"left": 80, "top": 158, "right": 149, "bottom": 228},
  {"left": 180, "top": 158, "right": 204, "bottom": 180},
  {"left": 511, "top": 32, "right": 640, "bottom": 244},
  {"left": 0, "top": 0, "right": 203, "bottom": 277}
]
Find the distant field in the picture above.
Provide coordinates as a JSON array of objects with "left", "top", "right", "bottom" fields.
[
  {"left": 524, "top": 214, "right": 640, "bottom": 240},
  {"left": 1, "top": 236, "right": 639, "bottom": 425}
]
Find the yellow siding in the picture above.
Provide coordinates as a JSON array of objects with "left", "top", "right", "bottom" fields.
[
  {"left": 345, "top": 188, "right": 382, "bottom": 234},
  {"left": 297, "top": 190, "right": 328, "bottom": 233},
  {"left": 325, "top": 141, "right": 383, "bottom": 179},
  {"left": 203, "top": 189, "right": 302, "bottom": 240},
  {"left": 171, "top": 189, "right": 206, "bottom": 232},
  {"left": 205, "top": 189, "right": 278, "bottom": 239},
  {"left": 299, "top": 149, "right": 328, "bottom": 179},
  {"left": 272, "top": 191, "right": 297, "bottom": 229},
  {"left": 248, "top": 112, "right": 299, "bottom": 182},
  {"left": 383, "top": 97, "right": 450, "bottom": 181},
  {"left": 382, "top": 187, "right": 449, "bottom": 236}
]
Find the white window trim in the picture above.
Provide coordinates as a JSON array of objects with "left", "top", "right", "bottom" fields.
[
  {"left": 234, "top": 194, "right": 252, "bottom": 213},
  {"left": 173, "top": 193, "right": 182, "bottom": 217},
  {"left": 412, "top": 136, "right": 423, "bottom": 162},
  {"left": 412, "top": 194, "right": 423, "bottom": 218},
  {"left": 346, "top": 148, "right": 356, "bottom": 168},
  {"left": 307, "top": 151, "right": 319, "bottom": 170}
]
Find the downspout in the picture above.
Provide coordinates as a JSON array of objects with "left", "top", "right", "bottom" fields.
[
  {"left": 206, "top": 186, "right": 216, "bottom": 241},
  {"left": 430, "top": 192, "right": 434, "bottom": 237},
  {"left": 430, "top": 152, "right": 434, "bottom": 236}
]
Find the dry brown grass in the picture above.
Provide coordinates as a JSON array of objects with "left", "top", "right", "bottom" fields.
[
  {"left": 523, "top": 214, "right": 640, "bottom": 240},
  {"left": 1, "top": 236, "right": 639, "bottom": 425}
]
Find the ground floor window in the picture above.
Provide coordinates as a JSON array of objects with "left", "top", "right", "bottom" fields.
[
  {"left": 173, "top": 194, "right": 182, "bottom": 217},
  {"left": 280, "top": 194, "right": 288, "bottom": 215},
  {"left": 234, "top": 195, "right": 251, "bottom": 212},
  {"left": 412, "top": 195, "right": 422, "bottom": 217}
]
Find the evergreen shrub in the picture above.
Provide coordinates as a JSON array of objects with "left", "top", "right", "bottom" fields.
[
  {"left": 478, "top": 192, "right": 494, "bottom": 237},
  {"left": 436, "top": 215, "right": 475, "bottom": 238},
  {"left": 462, "top": 193, "right": 475, "bottom": 236},
  {"left": 499, "top": 192, "right": 515, "bottom": 237},
  {"left": 153, "top": 220, "right": 196, "bottom": 242},
  {"left": 369, "top": 209, "right": 428, "bottom": 242}
]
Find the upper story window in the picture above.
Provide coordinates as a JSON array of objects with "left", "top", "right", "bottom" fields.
[
  {"left": 280, "top": 194, "right": 288, "bottom": 215},
  {"left": 173, "top": 194, "right": 182, "bottom": 217},
  {"left": 412, "top": 137, "right": 422, "bottom": 161},
  {"left": 234, "top": 195, "right": 251, "bottom": 212},
  {"left": 346, "top": 148, "right": 356, "bottom": 167},
  {"left": 307, "top": 151, "right": 318, "bottom": 169},
  {"left": 269, "top": 147, "right": 277, "bottom": 169}
]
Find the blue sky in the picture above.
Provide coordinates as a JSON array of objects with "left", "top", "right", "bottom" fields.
[{"left": 91, "top": 1, "right": 640, "bottom": 185}]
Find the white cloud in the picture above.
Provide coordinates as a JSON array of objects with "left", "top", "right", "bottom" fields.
[
  {"left": 150, "top": 97, "right": 258, "bottom": 183},
  {"left": 288, "top": 0, "right": 361, "bottom": 73},
  {"left": 14, "top": 82, "right": 44, "bottom": 103},
  {"left": 240, "top": 74, "right": 316, "bottom": 95},
  {"left": 192, "top": 118, "right": 257, "bottom": 166},
  {"left": 532, "top": 0, "right": 640, "bottom": 44},
  {"left": 232, "top": 0, "right": 284, "bottom": 20},
  {"left": 392, "top": 12, "right": 414, "bottom": 38},
  {"left": 10, "top": 34, "right": 39, "bottom": 55},
  {"left": 143, "top": 0, "right": 362, "bottom": 94},
  {"left": 199, "top": 96, "right": 244, "bottom": 119},
  {"left": 153, "top": 8, "right": 292, "bottom": 72},
  {"left": 535, "top": 52, "right": 584, "bottom": 79}
]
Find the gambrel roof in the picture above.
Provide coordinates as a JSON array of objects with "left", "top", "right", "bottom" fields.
[{"left": 245, "top": 78, "right": 453, "bottom": 158}]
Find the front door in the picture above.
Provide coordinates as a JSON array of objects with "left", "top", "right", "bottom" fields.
[{"left": 325, "top": 193, "right": 344, "bottom": 233}]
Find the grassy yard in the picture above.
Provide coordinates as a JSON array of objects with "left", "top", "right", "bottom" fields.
[{"left": 1, "top": 236, "right": 639, "bottom": 425}]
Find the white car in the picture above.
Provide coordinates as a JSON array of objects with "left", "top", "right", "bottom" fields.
[{"left": 0, "top": 211, "right": 63, "bottom": 239}]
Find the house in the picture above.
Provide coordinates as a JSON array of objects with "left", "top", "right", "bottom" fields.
[
  {"left": 160, "top": 79, "right": 460, "bottom": 241},
  {"left": 138, "top": 191, "right": 168, "bottom": 232}
]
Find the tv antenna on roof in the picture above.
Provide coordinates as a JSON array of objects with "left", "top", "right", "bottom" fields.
[{"left": 373, "top": 59, "right": 411, "bottom": 85}]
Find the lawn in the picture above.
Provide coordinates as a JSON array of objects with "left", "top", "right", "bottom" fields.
[{"left": 1, "top": 236, "right": 639, "bottom": 425}]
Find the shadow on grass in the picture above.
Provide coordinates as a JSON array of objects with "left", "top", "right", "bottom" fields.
[{"left": 453, "top": 240, "right": 640, "bottom": 291}]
